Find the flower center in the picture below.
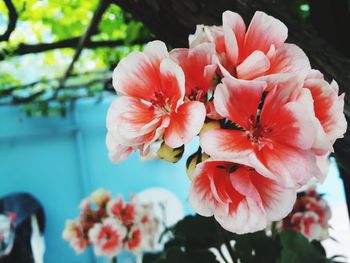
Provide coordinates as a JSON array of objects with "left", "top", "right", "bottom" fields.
[
  {"left": 187, "top": 88, "right": 204, "bottom": 101},
  {"left": 149, "top": 92, "right": 171, "bottom": 113},
  {"left": 245, "top": 115, "right": 272, "bottom": 149}
]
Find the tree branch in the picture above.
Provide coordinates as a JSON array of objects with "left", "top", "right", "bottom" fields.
[
  {"left": 1, "top": 75, "right": 113, "bottom": 106},
  {"left": 0, "top": 38, "right": 147, "bottom": 61},
  {"left": 61, "top": 0, "right": 111, "bottom": 86},
  {"left": 1, "top": 70, "right": 110, "bottom": 96},
  {"left": 0, "top": 0, "right": 18, "bottom": 41}
]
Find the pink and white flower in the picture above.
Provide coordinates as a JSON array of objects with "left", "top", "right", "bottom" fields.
[
  {"left": 64, "top": 190, "right": 161, "bottom": 258},
  {"left": 189, "top": 160, "right": 296, "bottom": 234},
  {"left": 107, "top": 197, "right": 136, "bottom": 226},
  {"left": 125, "top": 225, "right": 143, "bottom": 253},
  {"left": 303, "top": 71, "right": 347, "bottom": 179},
  {"left": 200, "top": 76, "right": 328, "bottom": 188},
  {"left": 62, "top": 220, "right": 88, "bottom": 254},
  {"left": 106, "top": 40, "right": 206, "bottom": 162},
  {"left": 189, "top": 11, "right": 311, "bottom": 80},
  {"left": 304, "top": 70, "right": 346, "bottom": 146},
  {"left": 289, "top": 211, "right": 322, "bottom": 240},
  {"left": 88, "top": 218, "right": 127, "bottom": 258},
  {"left": 281, "top": 188, "right": 331, "bottom": 240},
  {"left": 170, "top": 43, "right": 217, "bottom": 101},
  {"left": 103, "top": 9, "right": 346, "bottom": 236}
]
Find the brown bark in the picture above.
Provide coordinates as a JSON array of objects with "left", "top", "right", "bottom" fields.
[{"left": 0, "top": 38, "right": 145, "bottom": 61}]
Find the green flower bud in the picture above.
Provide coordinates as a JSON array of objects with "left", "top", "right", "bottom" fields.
[{"left": 157, "top": 142, "right": 184, "bottom": 163}]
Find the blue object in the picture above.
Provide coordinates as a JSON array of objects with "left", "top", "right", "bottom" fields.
[{"left": 0, "top": 96, "right": 193, "bottom": 263}]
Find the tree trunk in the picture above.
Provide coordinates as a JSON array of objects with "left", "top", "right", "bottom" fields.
[{"left": 113, "top": 0, "right": 350, "bottom": 219}]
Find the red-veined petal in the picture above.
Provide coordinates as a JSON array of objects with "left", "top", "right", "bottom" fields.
[
  {"left": 304, "top": 78, "right": 347, "bottom": 144},
  {"left": 113, "top": 52, "right": 160, "bottom": 101},
  {"left": 222, "top": 11, "right": 246, "bottom": 66},
  {"left": 171, "top": 43, "right": 217, "bottom": 98},
  {"left": 215, "top": 198, "right": 267, "bottom": 234},
  {"left": 268, "top": 43, "right": 311, "bottom": 75},
  {"left": 250, "top": 172, "right": 296, "bottom": 221},
  {"left": 159, "top": 58, "right": 185, "bottom": 110},
  {"left": 106, "top": 133, "right": 133, "bottom": 163},
  {"left": 200, "top": 129, "right": 253, "bottom": 160},
  {"left": 242, "top": 11, "right": 288, "bottom": 59},
  {"left": 106, "top": 97, "right": 163, "bottom": 146},
  {"left": 236, "top": 50, "right": 270, "bottom": 80},
  {"left": 164, "top": 101, "right": 206, "bottom": 148},
  {"left": 214, "top": 77, "right": 266, "bottom": 129},
  {"left": 252, "top": 143, "right": 320, "bottom": 188},
  {"left": 143, "top": 40, "right": 169, "bottom": 70}
]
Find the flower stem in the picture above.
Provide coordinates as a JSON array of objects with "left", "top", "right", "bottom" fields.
[
  {"left": 216, "top": 246, "right": 229, "bottom": 263},
  {"left": 216, "top": 220, "right": 238, "bottom": 263},
  {"left": 223, "top": 232, "right": 237, "bottom": 263},
  {"left": 271, "top": 221, "right": 277, "bottom": 240},
  {"left": 111, "top": 256, "right": 117, "bottom": 263}
]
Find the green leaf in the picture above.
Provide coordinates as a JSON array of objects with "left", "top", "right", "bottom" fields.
[
  {"left": 234, "top": 231, "right": 280, "bottom": 263},
  {"left": 279, "top": 231, "right": 334, "bottom": 263},
  {"left": 143, "top": 247, "right": 219, "bottom": 263},
  {"left": 172, "top": 215, "right": 228, "bottom": 249}
]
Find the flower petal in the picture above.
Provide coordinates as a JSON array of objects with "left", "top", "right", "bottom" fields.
[
  {"left": 106, "top": 97, "right": 162, "bottom": 146},
  {"left": 164, "top": 101, "right": 206, "bottom": 148},
  {"left": 236, "top": 50, "right": 270, "bottom": 80},
  {"left": 113, "top": 52, "right": 160, "bottom": 101},
  {"left": 243, "top": 11, "right": 288, "bottom": 59},
  {"left": 268, "top": 43, "right": 311, "bottom": 75},
  {"left": 189, "top": 161, "right": 230, "bottom": 217},
  {"left": 252, "top": 143, "right": 320, "bottom": 188},
  {"left": 106, "top": 133, "right": 133, "bottom": 163},
  {"left": 229, "top": 166, "right": 261, "bottom": 201},
  {"left": 214, "top": 77, "right": 266, "bottom": 129},
  {"left": 315, "top": 153, "right": 331, "bottom": 183},
  {"left": 171, "top": 43, "right": 217, "bottom": 98},
  {"left": 222, "top": 11, "right": 246, "bottom": 66},
  {"left": 159, "top": 58, "right": 185, "bottom": 110},
  {"left": 215, "top": 198, "right": 267, "bottom": 234},
  {"left": 143, "top": 40, "right": 169, "bottom": 69},
  {"left": 260, "top": 80, "right": 318, "bottom": 150},
  {"left": 250, "top": 173, "right": 296, "bottom": 221},
  {"left": 200, "top": 129, "right": 253, "bottom": 161},
  {"left": 304, "top": 78, "right": 347, "bottom": 144}
]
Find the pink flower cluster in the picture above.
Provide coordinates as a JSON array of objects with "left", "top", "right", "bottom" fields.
[
  {"left": 106, "top": 11, "right": 346, "bottom": 234},
  {"left": 281, "top": 188, "right": 331, "bottom": 240},
  {"left": 62, "top": 189, "right": 160, "bottom": 258}
]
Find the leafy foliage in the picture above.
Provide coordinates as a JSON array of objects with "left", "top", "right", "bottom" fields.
[
  {"left": 143, "top": 215, "right": 341, "bottom": 263},
  {"left": 0, "top": 0, "right": 152, "bottom": 116}
]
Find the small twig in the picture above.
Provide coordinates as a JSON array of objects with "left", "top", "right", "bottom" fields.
[
  {"left": 0, "top": 0, "right": 18, "bottom": 41},
  {"left": 216, "top": 220, "right": 237, "bottom": 263},
  {"left": 271, "top": 221, "right": 278, "bottom": 240},
  {"left": 222, "top": 232, "right": 237, "bottom": 263},
  {"left": 60, "top": 0, "right": 111, "bottom": 86}
]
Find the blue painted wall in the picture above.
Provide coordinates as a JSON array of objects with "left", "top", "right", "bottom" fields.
[{"left": 0, "top": 96, "right": 192, "bottom": 263}]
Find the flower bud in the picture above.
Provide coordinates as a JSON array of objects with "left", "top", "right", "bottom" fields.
[
  {"left": 90, "top": 189, "right": 111, "bottom": 207},
  {"left": 157, "top": 142, "right": 184, "bottom": 163},
  {"left": 186, "top": 152, "right": 209, "bottom": 180},
  {"left": 199, "top": 120, "right": 220, "bottom": 136}
]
